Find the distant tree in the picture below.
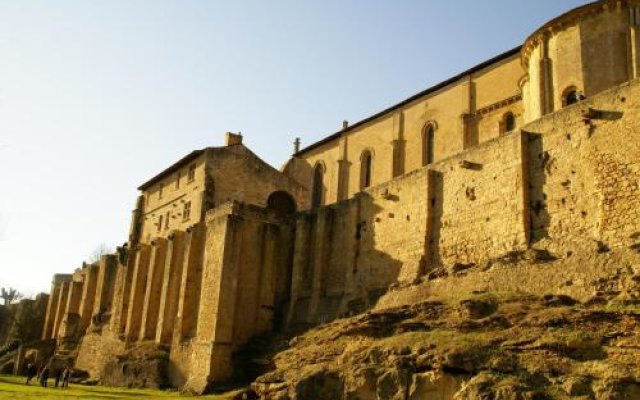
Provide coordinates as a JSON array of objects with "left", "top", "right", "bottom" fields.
[
  {"left": 0, "top": 287, "right": 22, "bottom": 306},
  {"left": 87, "top": 243, "right": 113, "bottom": 264}
]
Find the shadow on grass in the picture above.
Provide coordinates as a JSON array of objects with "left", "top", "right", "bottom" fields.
[{"left": 0, "top": 375, "right": 163, "bottom": 399}]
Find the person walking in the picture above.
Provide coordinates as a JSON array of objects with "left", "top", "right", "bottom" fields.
[
  {"left": 61, "top": 367, "right": 71, "bottom": 388},
  {"left": 24, "top": 363, "right": 36, "bottom": 385},
  {"left": 54, "top": 368, "right": 62, "bottom": 388},
  {"left": 39, "top": 365, "right": 49, "bottom": 388}
]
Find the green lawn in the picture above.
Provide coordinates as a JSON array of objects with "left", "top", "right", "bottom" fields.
[{"left": 0, "top": 375, "right": 241, "bottom": 399}]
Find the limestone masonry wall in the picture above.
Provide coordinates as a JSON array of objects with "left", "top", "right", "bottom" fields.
[
  {"left": 182, "top": 203, "right": 294, "bottom": 392},
  {"left": 285, "top": 169, "right": 430, "bottom": 327},
  {"left": 428, "top": 132, "right": 529, "bottom": 266},
  {"left": 526, "top": 79, "right": 640, "bottom": 254}
]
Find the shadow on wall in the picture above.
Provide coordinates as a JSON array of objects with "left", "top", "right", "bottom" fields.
[
  {"left": 426, "top": 170, "right": 444, "bottom": 267},
  {"left": 526, "top": 132, "right": 551, "bottom": 245},
  {"left": 266, "top": 192, "right": 298, "bottom": 332},
  {"left": 267, "top": 191, "right": 297, "bottom": 215},
  {"left": 283, "top": 190, "right": 404, "bottom": 333}
]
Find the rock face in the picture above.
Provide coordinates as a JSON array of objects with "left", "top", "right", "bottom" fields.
[
  {"left": 99, "top": 343, "right": 170, "bottom": 389},
  {"left": 250, "top": 287, "right": 640, "bottom": 399}
]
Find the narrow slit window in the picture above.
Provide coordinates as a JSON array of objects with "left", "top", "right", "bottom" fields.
[
  {"left": 360, "top": 151, "right": 373, "bottom": 189},
  {"left": 188, "top": 164, "right": 196, "bottom": 182}
]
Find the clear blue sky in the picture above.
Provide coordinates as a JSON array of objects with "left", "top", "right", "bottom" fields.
[{"left": 0, "top": 0, "right": 590, "bottom": 296}]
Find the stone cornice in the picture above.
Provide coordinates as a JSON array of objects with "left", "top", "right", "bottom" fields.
[{"left": 476, "top": 94, "right": 523, "bottom": 116}]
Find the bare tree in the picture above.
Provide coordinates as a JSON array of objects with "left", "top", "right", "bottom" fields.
[
  {"left": 0, "top": 287, "right": 23, "bottom": 306},
  {"left": 86, "top": 243, "right": 113, "bottom": 264}
]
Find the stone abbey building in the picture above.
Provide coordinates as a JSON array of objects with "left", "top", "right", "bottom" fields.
[{"left": 40, "top": 0, "right": 640, "bottom": 393}]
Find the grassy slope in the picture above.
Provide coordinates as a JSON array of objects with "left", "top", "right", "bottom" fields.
[{"left": 0, "top": 375, "right": 240, "bottom": 400}]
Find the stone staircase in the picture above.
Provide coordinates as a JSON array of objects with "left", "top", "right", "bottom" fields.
[{"left": 49, "top": 338, "right": 81, "bottom": 370}]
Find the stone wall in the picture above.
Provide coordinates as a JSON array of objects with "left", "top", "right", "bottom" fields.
[
  {"left": 377, "top": 77, "right": 640, "bottom": 309},
  {"left": 428, "top": 131, "right": 529, "bottom": 266},
  {"left": 283, "top": 127, "right": 531, "bottom": 328},
  {"left": 206, "top": 146, "right": 309, "bottom": 212},
  {"left": 284, "top": 168, "right": 431, "bottom": 328},
  {"left": 176, "top": 202, "right": 294, "bottom": 392},
  {"left": 75, "top": 331, "right": 125, "bottom": 378},
  {"left": 0, "top": 295, "right": 48, "bottom": 347},
  {"left": 284, "top": 78, "right": 640, "bottom": 329},
  {"left": 525, "top": 78, "right": 640, "bottom": 253}
]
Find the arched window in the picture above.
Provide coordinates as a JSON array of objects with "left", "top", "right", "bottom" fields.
[
  {"left": 360, "top": 150, "right": 373, "bottom": 190},
  {"left": 311, "top": 162, "right": 325, "bottom": 209},
  {"left": 503, "top": 112, "right": 516, "bottom": 133},
  {"left": 422, "top": 123, "right": 436, "bottom": 166},
  {"left": 563, "top": 87, "right": 584, "bottom": 107}
]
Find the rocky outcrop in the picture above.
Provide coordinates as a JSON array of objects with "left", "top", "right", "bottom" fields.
[
  {"left": 100, "top": 342, "right": 170, "bottom": 389},
  {"left": 249, "top": 281, "right": 640, "bottom": 399}
]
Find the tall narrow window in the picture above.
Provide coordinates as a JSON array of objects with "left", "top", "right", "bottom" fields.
[
  {"left": 158, "top": 183, "right": 164, "bottom": 199},
  {"left": 422, "top": 124, "right": 436, "bottom": 166},
  {"left": 188, "top": 164, "right": 196, "bottom": 182},
  {"left": 176, "top": 172, "right": 181, "bottom": 189},
  {"left": 165, "top": 211, "right": 170, "bottom": 229},
  {"left": 311, "top": 163, "right": 325, "bottom": 209},
  {"left": 183, "top": 201, "right": 191, "bottom": 220},
  {"left": 157, "top": 215, "right": 163, "bottom": 232},
  {"left": 360, "top": 150, "right": 373, "bottom": 189}
]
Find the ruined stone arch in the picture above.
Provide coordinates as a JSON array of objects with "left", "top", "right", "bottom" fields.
[
  {"left": 422, "top": 121, "right": 437, "bottom": 166},
  {"left": 266, "top": 191, "right": 297, "bottom": 215},
  {"left": 311, "top": 161, "right": 326, "bottom": 209},
  {"left": 359, "top": 149, "right": 374, "bottom": 190}
]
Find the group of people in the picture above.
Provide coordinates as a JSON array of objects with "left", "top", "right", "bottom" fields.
[{"left": 24, "top": 363, "right": 72, "bottom": 388}]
